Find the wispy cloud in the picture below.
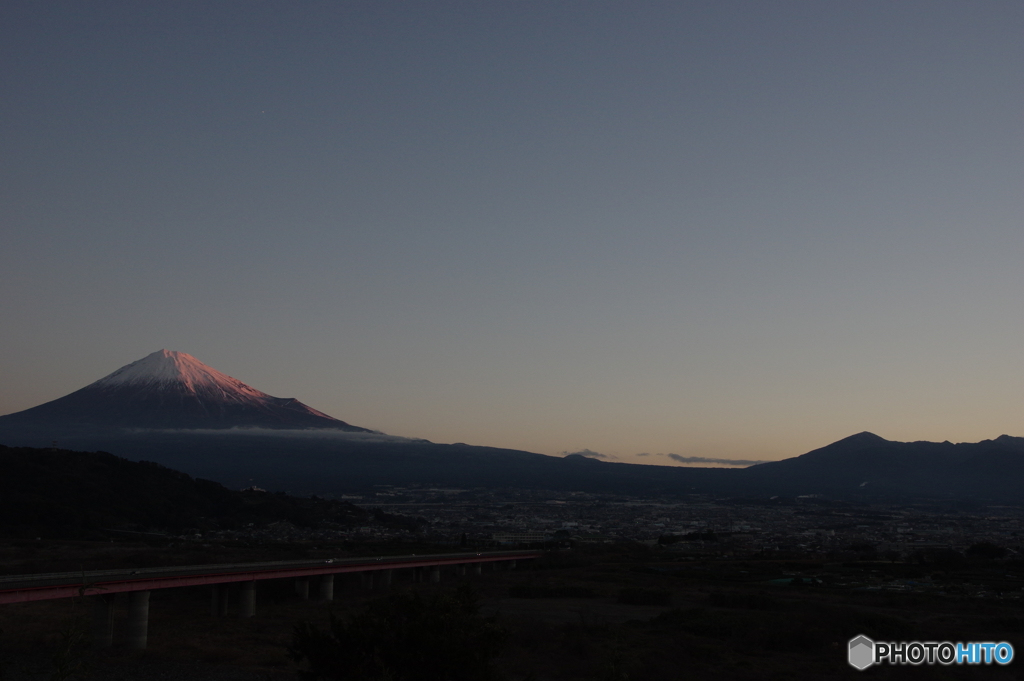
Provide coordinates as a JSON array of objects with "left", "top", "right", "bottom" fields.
[
  {"left": 130, "top": 427, "right": 417, "bottom": 444},
  {"left": 561, "top": 448, "right": 612, "bottom": 460},
  {"left": 629, "top": 451, "right": 766, "bottom": 467},
  {"left": 665, "top": 453, "right": 767, "bottom": 467}
]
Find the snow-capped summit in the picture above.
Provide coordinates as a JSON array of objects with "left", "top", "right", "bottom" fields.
[
  {"left": 0, "top": 350, "right": 371, "bottom": 431},
  {"left": 93, "top": 349, "right": 273, "bottom": 399}
]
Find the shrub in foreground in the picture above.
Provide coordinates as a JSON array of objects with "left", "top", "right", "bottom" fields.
[{"left": 289, "top": 584, "right": 506, "bottom": 681}]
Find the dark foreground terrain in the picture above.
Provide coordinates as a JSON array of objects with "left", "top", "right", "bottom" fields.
[{"left": 2, "top": 540, "right": 1024, "bottom": 680}]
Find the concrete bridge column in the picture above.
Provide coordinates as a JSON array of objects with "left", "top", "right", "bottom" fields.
[
  {"left": 380, "top": 569, "right": 393, "bottom": 589},
  {"left": 295, "top": 577, "right": 310, "bottom": 600},
  {"left": 457, "top": 565, "right": 466, "bottom": 577},
  {"left": 430, "top": 566, "right": 441, "bottom": 583},
  {"left": 473, "top": 563, "right": 482, "bottom": 575},
  {"left": 239, "top": 581, "right": 256, "bottom": 617},
  {"left": 90, "top": 594, "right": 115, "bottom": 648},
  {"left": 127, "top": 590, "right": 150, "bottom": 650},
  {"left": 211, "top": 585, "right": 229, "bottom": 617},
  {"left": 509, "top": 560, "right": 517, "bottom": 570},
  {"left": 319, "top": 574, "right": 334, "bottom": 602},
  {"left": 360, "top": 572, "right": 375, "bottom": 590}
]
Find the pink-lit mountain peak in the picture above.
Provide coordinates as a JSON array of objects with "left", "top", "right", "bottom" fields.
[
  {"left": 0, "top": 350, "right": 371, "bottom": 431},
  {"left": 92, "top": 349, "right": 269, "bottom": 400}
]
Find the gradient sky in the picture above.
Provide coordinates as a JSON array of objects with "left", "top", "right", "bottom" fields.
[{"left": 3, "top": 1, "right": 1023, "bottom": 465}]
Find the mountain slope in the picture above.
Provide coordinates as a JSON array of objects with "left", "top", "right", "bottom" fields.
[
  {"left": 0, "top": 444, "right": 411, "bottom": 540},
  {"left": 0, "top": 350, "right": 370, "bottom": 431}
]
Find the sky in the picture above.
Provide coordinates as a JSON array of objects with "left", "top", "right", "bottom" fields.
[{"left": 2, "top": 1, "right": 1023, "bottom": 466}]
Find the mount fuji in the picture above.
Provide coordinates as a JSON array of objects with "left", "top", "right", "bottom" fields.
[{"left": 0, "top": 349, "right": 371, "bottom": 431}]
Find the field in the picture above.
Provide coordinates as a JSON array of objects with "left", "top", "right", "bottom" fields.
[{"left": 2, "top": 540, "right": 1023, "bottom": 680}]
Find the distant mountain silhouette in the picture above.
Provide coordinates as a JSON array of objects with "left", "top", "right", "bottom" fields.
[
  {"left": 2, "top": 351, "right": 1023, "bottom": 502},
  {"left": 0, "top": 350, "right": 370, "bottom": 431},
  {"left": 2, "top": 425, "right": 1023, "bottom": 503},
  {"left": 802, "top": 431, "right": 890, "bottom": 456},
  {"left": 737, "top": 432, "right": 1024, "bottom": 500}
]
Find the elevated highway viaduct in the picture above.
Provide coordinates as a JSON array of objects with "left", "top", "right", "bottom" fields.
[{"left": 0, "top": 550, "right": 541, "bottom": 649}]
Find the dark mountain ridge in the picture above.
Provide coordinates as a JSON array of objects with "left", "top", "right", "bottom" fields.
[
  {"left": 3, "top": 352, "right": 1023, "bottom": 502},
  {"left": 0, "top": 426, "right": 736, "bottom": 497},
  {"left": 740, "top": 431, "right": 1024, "bottom": 500},
  {"left": 3, "top": 426, "right": 1024, "bottom": 503}
]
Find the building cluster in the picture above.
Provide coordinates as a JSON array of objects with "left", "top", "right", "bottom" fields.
[{"left": 192, "top": 486, "right": 1024, "bottom": 569}]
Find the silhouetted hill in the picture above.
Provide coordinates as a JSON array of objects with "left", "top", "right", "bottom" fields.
[{"left": 0, "top": 444, "right": 411, "bottom": 539}]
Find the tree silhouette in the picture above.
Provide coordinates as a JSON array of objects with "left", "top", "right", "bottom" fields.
[{"left": 290, "top": 584, "right": 506, "bottom": 681}]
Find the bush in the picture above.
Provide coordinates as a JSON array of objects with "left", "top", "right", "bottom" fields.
[
  {"left": 618, "top": 588, "right": 672, "bottom": 606},
  {"left": 967, "top": 542, "right": 1007, "bottom": 560},
  {"left": 708, "top": 592, "right": 780, "bottom": 610},
  {"left": 289, "top": 584, "right": 506, "bottom": 681},
  {"left": 509, "top": 584, "right": 597, "bottom": 598}
]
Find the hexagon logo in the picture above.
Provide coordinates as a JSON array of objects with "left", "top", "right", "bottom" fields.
[{"left": 849, "top": 635, "right": 875, "bottom": 670}]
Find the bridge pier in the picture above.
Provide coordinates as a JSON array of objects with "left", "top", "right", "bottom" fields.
[
  {"left": 380, "top": 569, "right": 393, "bottom": 589},
  {"left": 90, "top": 594, "right": 115, "bottom": 648},
  {"left": 360, "top": 572, "right": 375, "bottom": 590},
  {"left": 295, "top": 577, "right": 310, "bottom": 600},
  {"left": 473, "top": 563, "right": 482, "bottom": 575},
  {"left": 509, "top": 559, "right": 517, "bottom": 570},
  {"left": 127, "top": 590, "right": 150, "bottom": 650},
  {"left": 319, "top": 574, "right": 334, "bottom": 602},
  {"left": 430, "top": 566, "right": 441, "bottom": 583},
  {"left": 457, "top": 565, "right": 466, "bottom": 577},
  {"left": 239, "top": 581, "right": 255, "bottom": 617},
  {"left": 211, "top": 585, "right": 229, "bottom": 616}
]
